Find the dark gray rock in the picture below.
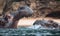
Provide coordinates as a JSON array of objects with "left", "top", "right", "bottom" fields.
[
  {"left": 33, "top": 19, "right": 60, "bottom": 28},
  {"left": 10, "top": 5, "right": 33, "bottom": 20}
]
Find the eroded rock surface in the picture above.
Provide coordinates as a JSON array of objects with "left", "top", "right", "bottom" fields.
[
  {"left": 33, "top": 19, "right": 60, "bottom": 29},
  {"left": 0, "top": 6, "right": 33, "bottom": 28},
  {"left": 0, "top": 0, "right": 60, "bottom": 18}
]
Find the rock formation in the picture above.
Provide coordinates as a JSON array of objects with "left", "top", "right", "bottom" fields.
[
  {"left": 33, "top": 19, "right": 60, "bottom": 29},
  {"left": 0, "top": 6, "right": 33, "bottom": 28},
  {"left": 0, "top": 0, "right": 59, "bottom": 18}
]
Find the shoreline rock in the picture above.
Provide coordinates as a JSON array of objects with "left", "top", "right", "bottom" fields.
[{"left": 33, "top": 19, "right": 60, "bottom": 29}]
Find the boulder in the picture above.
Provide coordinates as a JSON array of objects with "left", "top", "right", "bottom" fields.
[{"left": 33, "top": 19, "right": 60, "bottom": 28}]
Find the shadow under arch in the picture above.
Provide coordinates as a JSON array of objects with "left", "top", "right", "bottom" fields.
[{"left": 46, "top": 11, "right": 60, "bottom": 19}]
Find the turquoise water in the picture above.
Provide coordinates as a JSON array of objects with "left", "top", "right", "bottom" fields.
[{"left": 0, "top": 27, "right": 60, "bottom": 36}]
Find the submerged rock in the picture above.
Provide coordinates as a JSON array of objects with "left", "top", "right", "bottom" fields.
[{"left": 33, "top": 19, "right": 60, "bottom": 29}]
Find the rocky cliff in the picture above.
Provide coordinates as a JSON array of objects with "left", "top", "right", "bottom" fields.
[
  {"left": 9, "top": 0, "right": 60, "bottom": 18},
  {"left": 24, "top": 0, "right": 60, "bottom": 18},
  {"left": 0, "top": 0, "right": 60, "bottom": 18}
]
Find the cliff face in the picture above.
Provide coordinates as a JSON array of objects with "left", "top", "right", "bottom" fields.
[
  {"left": 10, "top": 0, "right": 60, "bottom": 18},
  {"left": 24, "top": 0, "right": 60, "bottom": 18},
  {"left": 0, "top": 0, "right": 60, "bottom": 18},
  {"left": 0, "top": 0, "right": 5, "bottom": 15}
]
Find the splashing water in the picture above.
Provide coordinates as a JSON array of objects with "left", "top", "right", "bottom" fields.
[
  {"left": 0, "top": 25, "right": 60, "bottom": 36},
  {"left": 0, "top": 17, "right": 60, "bottom": 36}
]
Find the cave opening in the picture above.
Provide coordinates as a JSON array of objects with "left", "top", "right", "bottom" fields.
[{"left": 46, "top": 11, "right": 60, "bottom": 18}]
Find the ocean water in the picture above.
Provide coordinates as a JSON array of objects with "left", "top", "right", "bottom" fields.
[{"left": 0, "top": 25, "right": 60, "bottom": 36}]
